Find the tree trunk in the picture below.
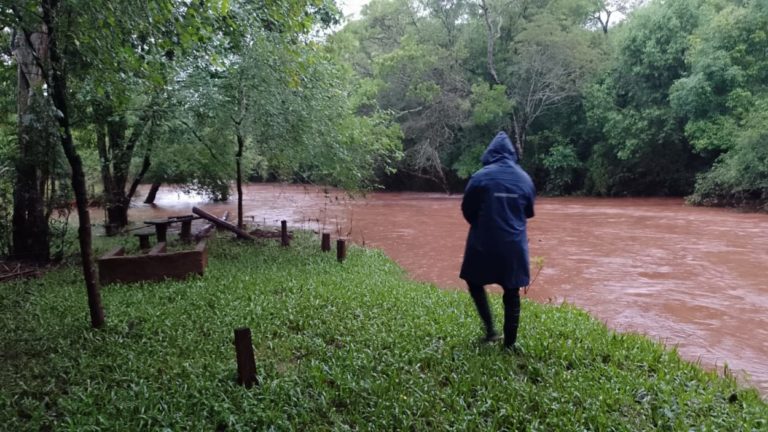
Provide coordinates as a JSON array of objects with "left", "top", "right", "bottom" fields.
[
  {"left": 11, "top": 26, "right": 50, "bottom": 262},
  {"left": 236, "top": 132, "right": 244, "bottom": 229},
  {"left": 106, "top": 203, "right": 129, "bottom": 228},
  {"left": 104, "top": 110, "right": 129, "bottom": 228},
  {"left": 511, "top": 113, "right": 526, "bottom": 159},
  {"left": 144, "top": 182, "right": 162, "bottom": 204},
  {"left": 44, "top": 0, "right": 104, "bottom": 328},
  {"left": 95, "top": 99, "right": 151, "bottom": 229},
  {"left": 480, "top": 0, "right": 502, "bottom": 85},
  {"left": 128, "top": 151, "right": 152, "bottom": 203}
]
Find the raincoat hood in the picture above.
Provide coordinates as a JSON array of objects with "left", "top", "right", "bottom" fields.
[{"left": 481, "top": 132, "right": 518, "bottom": 166}]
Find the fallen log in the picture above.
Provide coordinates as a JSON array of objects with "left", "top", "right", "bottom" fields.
[
  {"left": 192, "top": 207, "right": 254, "bottom": 240},
  {"left": 0, "top": 269, "right": 37, "bottom": 282}
]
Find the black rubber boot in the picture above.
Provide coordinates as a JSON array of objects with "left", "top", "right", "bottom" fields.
[
  {"left": 502, "top": 288, "right": 521, "bottom": 348},
  {"left": 468, "top": 283, "right": 497, "bottom": 340}
]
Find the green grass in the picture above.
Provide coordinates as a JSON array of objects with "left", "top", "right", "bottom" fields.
[{"left": 1, "top": 234, "right": 766, "bottom": 431}]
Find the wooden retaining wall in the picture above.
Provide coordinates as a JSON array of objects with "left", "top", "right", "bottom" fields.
[{"left": 97, "top": 240, "right": 208, "bottom": 285}]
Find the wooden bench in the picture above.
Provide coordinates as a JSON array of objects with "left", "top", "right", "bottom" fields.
[{"left": 144, "top": 215, "right": 200, "bottom": 243}]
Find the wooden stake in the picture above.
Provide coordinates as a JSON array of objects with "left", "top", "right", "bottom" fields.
[
  {"left": 281, "top": 220, "right": 289, "bottom": 247},
  {"left": 155, "top": 223, "right": 168, "bottom": 243},
  {"left": 337, "top": 239, "right": 346, "bottom": 262},
  {"left": 136, "top": 233, "right": 151, "bottom": 250},
  {"left": 234, "top": 327, "right": 258, "bottom": 388},
  {"left": 180, "top": 219, "right": 193, "bottom": 241},
  {"left": 321, "top": 233, "right": 331, "bottom": 252}
]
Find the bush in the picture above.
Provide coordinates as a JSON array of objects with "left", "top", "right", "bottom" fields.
[{"left": 689, "top": 105, "right": 768, "bottom": 210}]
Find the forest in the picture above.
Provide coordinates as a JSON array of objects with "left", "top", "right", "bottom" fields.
[
  {"left": 1, "top": 0, "right": 767, "bottom": 262},
  {"left": 334, "top": 0, "right": 768, "bottom": 202}
]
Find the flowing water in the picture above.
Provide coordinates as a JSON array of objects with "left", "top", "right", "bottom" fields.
[{"left": 125, "top": 183, "right": 768, "bottom": 395}]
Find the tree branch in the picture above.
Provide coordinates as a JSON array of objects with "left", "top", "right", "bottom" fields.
[
  {"left": 480, "top": 0, "right": 501, "bottom": 85},
  {"left": 126, "top": 150, "right": 151, "bottom": 201},
  {"left": 179, "top": 118, "right": 221, "bottom": 161}
]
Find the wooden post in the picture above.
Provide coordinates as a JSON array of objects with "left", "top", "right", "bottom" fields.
[
  {"left": 234, "top": 327, "right": 258, "bottom": 388},
  {"left": 137, "top": 234, "right": 151, "bottom": 250},
  {"left": 155, "top": 223, "right": 168, "bottom": 243},
  {"left": 105, "top": 223, "right": 119, "bottom": 236},
  {"left": 337, "top": 239, "right": 346, "bottom": 262},
  {"left": 321, "top": 233, "right": 331, "bottom": 252},
  {"left": 180, "top": 219, "right": 192, "bottom": 241},
  {"left": 281, "top": 220, "right": 289, "bottom": 247}
]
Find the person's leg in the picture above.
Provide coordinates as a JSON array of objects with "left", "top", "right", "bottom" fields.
[
  {"left": 468, "top": 282, "right": 498, "bottom": 340},
  {"left": 502, "top": 287, "right": 521, "bottom": 348}
]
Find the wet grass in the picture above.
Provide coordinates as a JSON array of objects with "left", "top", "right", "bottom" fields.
[{"left": 1, "top": 234, "right": 766, "bottom": 431}]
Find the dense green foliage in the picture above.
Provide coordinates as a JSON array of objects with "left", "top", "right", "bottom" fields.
[
  {"left": 334, "top": 0, "right": 767, "bottom": 207},
  {"left": 0, "top": 0, "right": 402, "bottom": 233},
  {"left": 1, "top": 0, "right": 765, "bottom": 259},
  {"left": 1, "top": 235, "right": 766, "bottom": 430}
]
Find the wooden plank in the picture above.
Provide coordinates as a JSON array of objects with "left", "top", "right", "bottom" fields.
[
  {"left": 102, "top": 246, "right": 125, "bottom": 259},
  {"left": 180, "top": 219, "right": 193, "bottom": 241},
  {"left": 148, "top": 242, "right": 167, "bottom": 255},
  {"left": 97, "top": 247, "right": 206, "bottom": 285},
  {"left": 192, "top": 207, "right": 254, "bottom": 240}
]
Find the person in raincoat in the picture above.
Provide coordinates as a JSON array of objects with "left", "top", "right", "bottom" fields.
[{"left": 460, "top": 131, "right": 535, "bottom": 350}]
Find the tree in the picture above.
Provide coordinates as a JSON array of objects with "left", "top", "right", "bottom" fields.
[
  {"left": 176, "top": 29, "right": 401, "bottom": 225},
  {"left": 0, "top": 48, "right": 15, "bottom": 256},
  {"left": 336, "top": 0, "right": 472, "bottom": 189},
  {"left": 674, "top": 0, "right": 768, "bottom": 207},
  {"left": 582, "top": 0, "right": 706, "bottom": 196},
  {"left": 9, "top": 11, "right": 53, "bottom": 262},
  {"left": 478, "top": 0, "right": 597, "bottom": 156},
  {"left": 42, "top": 0, "right": 104, "bottom": 327},
  {"left": 587, "top": 0, "right": 644, "bottom": 34},
  {"left": 72, "top": 0, "right": 224, "bottom": 230},
  {"left": 1, "top": 0, "right": 244, "bottom": 327}
]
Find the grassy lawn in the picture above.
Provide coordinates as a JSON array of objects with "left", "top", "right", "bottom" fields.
[{"left": 1, "top": 234, "right": 766, "bottom": 431}]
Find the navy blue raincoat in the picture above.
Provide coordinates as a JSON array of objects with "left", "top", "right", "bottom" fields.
[{"left": 459, "top": 132, "right": 536, "bottom": 289}]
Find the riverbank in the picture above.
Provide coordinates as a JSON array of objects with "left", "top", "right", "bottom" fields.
[
  {"left": 2, "top": 233, "right": 765, "bottom": 430},
  {"left": 128, "top": 184, "right": 768, "bottom": 393}
]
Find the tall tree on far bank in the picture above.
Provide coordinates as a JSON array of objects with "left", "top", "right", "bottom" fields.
[
  {"left": 583, "top": 0, "right": 705, "bottom": 196},
  {"left": 673, "top": 0, "right": 768, "bottom": 208},
  {"left": 588, "top": 0, "right": 643, "bottom": 34},
  {"left": 479, "top": 0, "right": 597, "bottom": 156}
]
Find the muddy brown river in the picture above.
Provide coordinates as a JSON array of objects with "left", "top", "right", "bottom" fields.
[{"left": 125, "top": 183, "right": 768, "bottom": 395}]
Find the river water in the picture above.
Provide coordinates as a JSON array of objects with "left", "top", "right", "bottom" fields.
[{"left": 125, "top": 183, "right": 768, "bottom": 395}]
